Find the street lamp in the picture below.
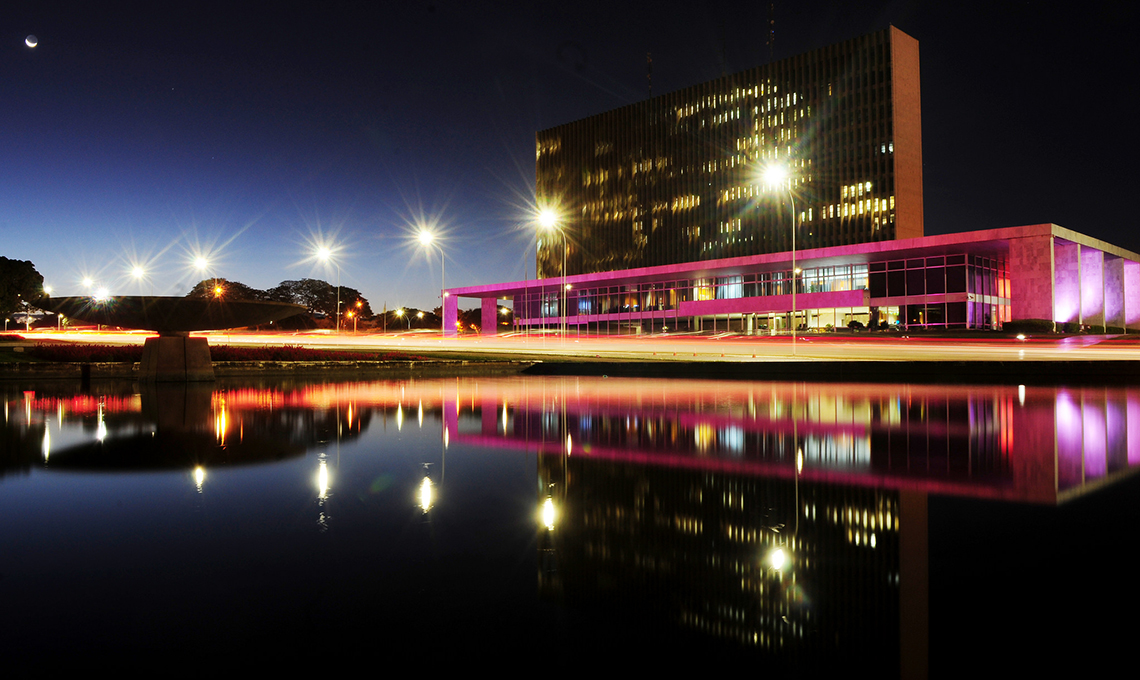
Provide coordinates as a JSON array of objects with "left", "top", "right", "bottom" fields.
[
  {"left": 538, "top": 208, "right": 566, "bottom": 336},
  {"left": 193, "top": 255, "right": 218, "bottom": 299},
  {"left": 316, "top": 245, "right": 341, "bottom": 333},
  {"left": 763, "top": 164, "right": 799, "bottom": 356},
  {"left": 395, "top": 308, "right": 410, "bottom": 329},
  {"left": 418, "top": 230, "right": 446, "bottom": 335},
  {"left": 131, "top": 265, "right": 146, "bottom": 295}
]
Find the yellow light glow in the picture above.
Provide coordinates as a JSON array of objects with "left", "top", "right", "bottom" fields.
[
  {"left": 763, "top": 164, "right": 788, "bottom": 186},
  {"left": 317, "top": 460, "right": 329, "bottom": 500},
  {"left": 194, "top": 466, "right": 206, "bottom": 490},
  {"left": 418, "top": 230, "right": 434, "bottom": 246},
  {"left": 420, "top": 476, "right": 433, "bottom": 512},
  {"left": 542, "top": 497, "right": 556, "bottom": 530},
  {"left": 769, "top": 548, "right": 786, "bottom": 570},
  {"left": 538, "top": 209, "right": 558, "bottom": 230}
]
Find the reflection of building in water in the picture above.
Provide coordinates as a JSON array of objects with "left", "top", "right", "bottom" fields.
[
  {"left": 538, "top": 452, "right": 912, "bottom": 665},
  {"left": 442, "top": 377, "right": 1140, "bottom": 665},
  {"left": 456, "top": 379, "right": 1140, "bottom": 504},
  {"left": 8, "top": 378, "right": 1140, "bottom": 502}
]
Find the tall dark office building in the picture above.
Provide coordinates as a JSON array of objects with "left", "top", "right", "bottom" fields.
[{"left": 536, "top": 26, "right": 923, "bottom": 278}]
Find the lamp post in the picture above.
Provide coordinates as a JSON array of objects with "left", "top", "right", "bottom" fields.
[
  {"left": 417, "top": 230, "right": 446, "bottom": 335},
  {"left": 763, "top": 164, "right": 799, "bottom": 356},
  {"left": 317, "top": 245, "right": 341, "bottom": 333},
  {"left": 538, "top": 209, "right": 566, "bottom": 336}
]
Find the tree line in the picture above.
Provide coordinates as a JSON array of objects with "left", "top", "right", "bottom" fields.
[{"left": 188, "top": 278, "right": 373, "bottom": 319}]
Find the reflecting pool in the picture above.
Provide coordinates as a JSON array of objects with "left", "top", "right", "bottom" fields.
[{"left": 3, "top": 376, "right": 1138, "bottom": 673}]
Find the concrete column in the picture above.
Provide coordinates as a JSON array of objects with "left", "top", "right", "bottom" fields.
[
  {"left": 443, "top": 293, "right": 459, "bottom": 337},
  {"left": 1104, "top": 257, "right": 1125, "bottom": 332},
  {"left": 1008, "top": 233, "right": 1055, "bottom": 325},
  {"left": 140, "top": 334, "right": 215, "bottom": 382},
  {"left": 481, "top": 298, "right": 498, "bottom": 336},
  {"left": 1053, "top": 241, "right": 1081, "bottom": 325},
  {"left": 1125, "top": 261, "right": 1140, "bottom": 331},
  {"left": 1080, "top": 247, "right": 1105, "bottom": 330}
]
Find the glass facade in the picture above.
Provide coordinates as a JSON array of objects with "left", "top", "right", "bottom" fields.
[
  {"left": 536, "top": 27, "right": 923, "bottom": 279},
  {"left": 515, "top": 251, "right": 1009, "bottom": 333}
]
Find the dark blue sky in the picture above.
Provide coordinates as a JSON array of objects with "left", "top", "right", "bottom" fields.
[{"left": 2, "top": 1, "right": 1136, "bottom": 310}]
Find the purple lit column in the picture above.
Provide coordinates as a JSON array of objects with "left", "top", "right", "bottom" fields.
[
  {"left": 443, "top": 293, "right": 459, "bottom": 337},
  {"left": 1053, "top": 241, "right": 1081, "bottom": 325},
  {"left": 1124, "top": 261, "right": 1140, "bottom": 331},
  {"left": 1080, "top": 247, "right": 1105, "bottom": 330},
  {"left": 481, "top": 298, "right": 498, "bottom": 336},
  {"left": 1104, "top": 256, "right": 1125, "bottom": 331},
  {"left": 1008, "top": 233, "right": 1055, "bottom": 324}
]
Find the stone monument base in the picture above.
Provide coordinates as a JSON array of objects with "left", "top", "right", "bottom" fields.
[{"left": 140, "top": 334, "right": 216, "bottom": 382}]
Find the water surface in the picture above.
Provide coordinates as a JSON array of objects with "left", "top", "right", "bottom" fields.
[{"left": 3, "top": 376, "right": 1138, "bottom": 673}]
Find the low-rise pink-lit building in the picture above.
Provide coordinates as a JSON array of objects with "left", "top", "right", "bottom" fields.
[{"left": 445, "top": 223, "right": 1140, "bottom": 336}]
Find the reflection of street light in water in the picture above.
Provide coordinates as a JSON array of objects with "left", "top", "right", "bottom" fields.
[
  {"left": 542, "top": 496, "right": 556, "bottom": 531},
  {"left": 419, "top": 463, "right": 434, "bottom": 516},
  {"left": 315, "top": 453, "right": 331, "bottom": 532},
  {"left": 768, "top": 547, "right": 786, "bottom": 571},
  {"left": 194, "top": 466, "right": 206, "bottom": 493},
  {"left": 419, "top": 476, "right": 433, "bottom": 513}
]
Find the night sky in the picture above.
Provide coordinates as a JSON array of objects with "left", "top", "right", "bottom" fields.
[{"left": 2, "top": 2, "right": 1136, "bottom": 311}]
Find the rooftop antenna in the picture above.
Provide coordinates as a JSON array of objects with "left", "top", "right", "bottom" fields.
[{"left": 647, "top": 52, "right": 653, "bottom": 98}]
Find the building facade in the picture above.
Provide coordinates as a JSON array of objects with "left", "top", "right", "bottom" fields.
[
  {"left": 445, "top": 224, "right": 1140, "bottom": 335},
  {"left": 536, "top": 26, "right": 923, "bottom": 279}
]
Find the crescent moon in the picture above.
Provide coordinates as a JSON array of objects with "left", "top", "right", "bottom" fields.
[{"left": 25, "top": 35, "right": 38, "bottom": 48}]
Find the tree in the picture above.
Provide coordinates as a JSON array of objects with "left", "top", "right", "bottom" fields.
[
  {"left": 267, "top": 279, "right": 337, "bottom": 315},
  {"left": 0, "top": 257, "right": 45, "bottom": 316},
  {"left": 266, "top": 279, "right": 372, "bottom": 320},
  {"left": 187, "top": 278, "right": 267, "bottom": 301}
]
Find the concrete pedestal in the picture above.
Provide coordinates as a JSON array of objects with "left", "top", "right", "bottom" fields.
[{"left": 140, "top": 335, "right": 215, "bottom": 382}]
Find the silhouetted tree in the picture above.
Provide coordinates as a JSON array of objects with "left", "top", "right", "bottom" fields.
[
  {"left": 187, "top": 278, "right": 268, "bottom": 301},
  {"left": 0, "top": 257, "right": 45, "bottom": 316},
  {"left": 266, "top": 279, "right": 371, "bottom": 319}
]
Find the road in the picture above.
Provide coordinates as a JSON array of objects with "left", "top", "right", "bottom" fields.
[{"left": 13, "top": 328, "right": 1140, "bottom": 363}]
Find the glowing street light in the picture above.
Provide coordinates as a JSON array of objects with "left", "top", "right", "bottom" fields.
[
  {"left": 537, "top": 208, "right": 567, "bottom": 336},
  {"left": 418, "top": 230, "right": 446, "bottom": 335},
  {"left": 193, "top": 255, "right": 220, "bottom": 299},
  {"left": 130, "top": 265, "right": 147, "bottom": 295},
  {"left": 316, "top": 244, "right": 342, "bottom": 333},
  {"left": 762, "top": 163, "right": 800, "bottom": 355}
]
